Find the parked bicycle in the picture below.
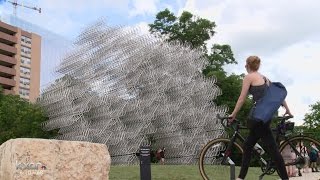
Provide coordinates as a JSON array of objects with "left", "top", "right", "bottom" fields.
[{"left": 198, "top": 114, "right": 320, "bottom": 180}]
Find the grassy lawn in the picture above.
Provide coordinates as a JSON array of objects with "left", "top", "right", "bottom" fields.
[{"left": 110, "top": 165, "right": 281, "bottom": 180}]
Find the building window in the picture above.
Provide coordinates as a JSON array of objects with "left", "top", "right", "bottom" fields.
[
  {"left": 19, "top": 77, "right": 30, "bottom": 86},
  {"left": 21, "top": 46, "right": 31, "bottom": 55},
  {"left": 20, "top": 66, "right": 31, "bottom": 75},
  {"left": 21, "top": 36, "right": 31, "bottom": 44},
  {"left": 19, "top": 88, "right": 30, "bottom": 96},
  {"left": 21, "top": 56, "right": 31, "bottom": 65}
]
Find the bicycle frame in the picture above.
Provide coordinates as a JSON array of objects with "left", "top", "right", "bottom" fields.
[
  {"left": 220, "top": 120, "right": 246, "bottom": 165},
  {"left": 218, "top": 115, "right": 302, "bottom": 171}
]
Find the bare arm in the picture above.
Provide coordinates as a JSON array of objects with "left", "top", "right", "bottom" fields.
[
  {"left": 282, "top": 100, "right": 293, "bottom": 117},
  {"left": 229, "top": 75, "right": 251, "bottom": 120}
]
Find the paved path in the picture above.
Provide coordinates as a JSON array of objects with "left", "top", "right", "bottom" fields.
[{"left": 290, "top": 172, "right": 320, "bottom": 179}]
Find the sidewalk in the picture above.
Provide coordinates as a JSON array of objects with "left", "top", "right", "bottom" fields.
[{"left": 290, "top": 172, "right": 320, "bottom": 180}]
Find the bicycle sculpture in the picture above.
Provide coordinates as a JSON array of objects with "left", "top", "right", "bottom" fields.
[
  {"left": 38, "top": 20, "right": 227, "bottom": 164},
  {"left": 199, "top": 114, "right": 320, "bottom": 180}
]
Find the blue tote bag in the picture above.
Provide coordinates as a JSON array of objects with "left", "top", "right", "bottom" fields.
[{"left": 252, "top": 82, "right": 287, "bottom": 123}]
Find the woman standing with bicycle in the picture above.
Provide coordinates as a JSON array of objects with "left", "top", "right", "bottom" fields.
[{"left": 228, "top": 56, "right": 293, "bottom": 180}]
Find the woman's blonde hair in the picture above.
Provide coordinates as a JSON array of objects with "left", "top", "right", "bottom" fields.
[{"left": 246, "top": 56, "right": 261, "bottom": 71}]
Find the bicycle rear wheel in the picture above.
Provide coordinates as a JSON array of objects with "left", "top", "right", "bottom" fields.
[
  {"left": 279, "top": 135, "right": 320, "bottom": 173},
  {"left": 199, "top": 138, "right": 243, "bottom": 180}
]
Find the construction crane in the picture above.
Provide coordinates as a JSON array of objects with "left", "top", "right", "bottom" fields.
[{"left": 6, "top": 0, "right": 41, "bottom": 16}]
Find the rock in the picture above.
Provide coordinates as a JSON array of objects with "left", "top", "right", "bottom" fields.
[{"left": 0, "top": 138, "right": 111, "bottom": 180}]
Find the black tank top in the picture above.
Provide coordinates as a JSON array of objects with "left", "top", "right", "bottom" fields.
[
  {"left": 249, "top": 84, "right": 266, "bottom": 102},
  {"left": 249, "top": 76, "right": 267, "bottom": 102}
]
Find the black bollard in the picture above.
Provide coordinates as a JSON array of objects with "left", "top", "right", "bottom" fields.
[{"left": 139, "top": 146, "right": 151, "bottom": 180}]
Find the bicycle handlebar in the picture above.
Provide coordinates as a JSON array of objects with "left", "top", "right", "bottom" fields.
[
  {"left": 276, "top": 115, "right": 294, "bottom": 121},
  {"left": 216, "top": 114, "right": 228, "bottom": 120},
  {"left": 216, "top": 114, "right": 240, "bottom": 129}
]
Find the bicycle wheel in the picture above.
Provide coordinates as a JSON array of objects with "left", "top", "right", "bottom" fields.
[
  {"left": 279, "top": 135, "right": 320, "bottom": 172},
  {"left": 199, "top": 138, "right": 243, "bottom": 180}
]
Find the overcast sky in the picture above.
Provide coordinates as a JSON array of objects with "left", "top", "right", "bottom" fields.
[{"left": 0, "top": 0, "right": 319, "bottom": 125}]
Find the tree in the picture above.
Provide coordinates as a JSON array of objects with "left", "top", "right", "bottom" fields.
[
  {"left": 304, "top": 101, "right": 320, "bottom": 129},
  {"left": 204, "top": 44, "right": 237, "bottom": 73},
  {"left": 149, "top": 9, "right": 252, "bottom": 123},
  {"left": 149, "top": 9, "right": 215, "bottom": 51},
  {"left": 296, "top": 102, "right": 320, "bottom": 141},
  {"left": 0, "top": 86, "right": 58, "bottom": 145}
]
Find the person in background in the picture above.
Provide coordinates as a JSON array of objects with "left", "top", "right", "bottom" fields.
[
  {"left": 281, "top": 141, "right": 296, "bottom": 177},
  {"left": 156, "top": 148, "right": 162, "bottom": 163},
  {"left": 309, "top": 142, "right": 319, "bottom": 172},
  {"left": 159, "top": 147, "right": 165, "bottom": 165},
  {"left": 296, "top": 142, "right": 310, "bottom": 174}
]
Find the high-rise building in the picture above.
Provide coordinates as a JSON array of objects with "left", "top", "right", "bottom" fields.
[
  {"left": 0, "top": 21, "right": 40, "bottom": 102},
  {"left": 0, "top": 13, "right": 72, "bottom": 90}
]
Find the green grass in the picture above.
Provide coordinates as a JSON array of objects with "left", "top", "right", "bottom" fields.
[{"left": 109, "top": 165, "right": 281, "bottom": 180}]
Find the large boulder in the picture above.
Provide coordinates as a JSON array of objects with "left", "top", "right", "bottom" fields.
[{"left": 0, "top": 138, "right": 111, "bottom": 180}]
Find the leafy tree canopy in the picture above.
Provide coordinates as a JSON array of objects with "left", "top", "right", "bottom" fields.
[
  {"left": 303, "top": 101, "right": 320, "bottom": 129},
  {"left": 0, "top": 87, "right": 57, "bottom": 145}
]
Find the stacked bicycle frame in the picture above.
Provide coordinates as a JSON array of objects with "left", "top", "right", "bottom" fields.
[{"left": 38, "top": 20, "right": 228, "bottom": 164}]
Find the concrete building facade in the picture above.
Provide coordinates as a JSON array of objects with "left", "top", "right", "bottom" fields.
[{"left": 0, "top": 21, "right": 40, "bottom": 102}]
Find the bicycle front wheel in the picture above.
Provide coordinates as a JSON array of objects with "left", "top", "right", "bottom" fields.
[{"left": 199, "top": 138, "right": 243, "bottom": 180}]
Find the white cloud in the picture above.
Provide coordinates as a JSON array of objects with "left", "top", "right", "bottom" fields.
[
  {"left": 36, "top": 0, "right": 130, "bottom": 13},
  {"left": 129, "top": 0, "right": 159, "bottom": 17},
  {"left": 180, "top": 0, "right": 320, "bottom": 55},
  {"left": 263, "top": 42, "right": 320, "bottom": 125},
  {"left": 178, "top": 0, "right": 226, "bottom": 20}
]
